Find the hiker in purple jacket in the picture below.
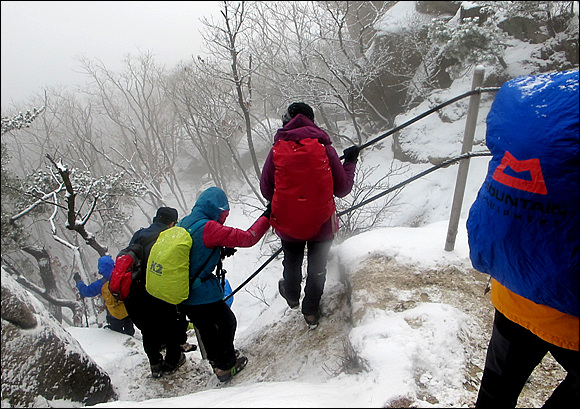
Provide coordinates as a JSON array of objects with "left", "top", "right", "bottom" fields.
[{"left": 260, "top": 102, "right": 359, "bottom": 328}]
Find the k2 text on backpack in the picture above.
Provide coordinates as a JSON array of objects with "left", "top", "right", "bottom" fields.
[{"left": 145, "top": 226, "right": 193, "bottom": 304}]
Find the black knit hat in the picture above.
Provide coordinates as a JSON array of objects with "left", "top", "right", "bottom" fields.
[
  {"left": 282, "top": 102, "right": 315, "bottom": 125},
  {"left": 153, "top": 207, "right": 178, "bottom": 225}
]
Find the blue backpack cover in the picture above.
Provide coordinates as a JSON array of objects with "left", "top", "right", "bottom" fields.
[{"left": 467, "top": 70, "right": 579, "bottom": 317}]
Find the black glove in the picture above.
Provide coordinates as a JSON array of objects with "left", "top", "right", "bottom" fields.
[
  {"left": 343, "top": 145, "right": 360, "bottom": 164},
  {"left": 73, "top": 272, "right": 82, "bottom": 283},
  {"left": 221, "top": 247, "right": 237, "bottom": 259},
  {"left": 262, "top": 202, "right": 272, "bottom": 219}
]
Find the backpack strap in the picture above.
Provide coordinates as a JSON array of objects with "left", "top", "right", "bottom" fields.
[
  {"left": 184, "top": 219, "right": 217, "bottom": 288},
  {"left": 192, "top": 247, "right": 218, "bottom": 285}
]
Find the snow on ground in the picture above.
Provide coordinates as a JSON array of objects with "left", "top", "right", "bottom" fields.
[
  {"left": 67, "top": 219, "right": 484, "bottom": 408},
  {"left": 24, "top": 5, "right": 564, "bottom": 405},
  {"left": 61, "top": 35, "right": 557, "bottom": 407}
]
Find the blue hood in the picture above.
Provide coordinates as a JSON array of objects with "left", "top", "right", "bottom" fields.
[
  {"left": 177, "top": 186, "right": 230, "bottom": 306},
  {"left": 187, "top": 186, "right": 230, "bottom": 223},
  {"left": 98, "top": 255, "right": 115, "bottom": 281}
]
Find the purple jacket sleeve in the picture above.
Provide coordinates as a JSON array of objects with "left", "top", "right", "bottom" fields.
[
  {"left": 260, "top": 149, "right": 275, "bottom": 201},
  {"left": 326, "top": 146, "right": 355, "bottom": 198}
]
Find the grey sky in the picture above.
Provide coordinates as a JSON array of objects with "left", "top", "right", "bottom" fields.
[{"left": 1, "top": 1, "right": 220, "bottom": 109}]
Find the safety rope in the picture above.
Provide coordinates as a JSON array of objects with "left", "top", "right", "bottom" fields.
[
  {"left": 226, "top": 150, "right": 493, "bottom": 301},
  {"left": 226, "top": 87, "right": 501, "bottom": 300},
  {"left": 339, "top": 87, "right": 500, "bottom": 159}
]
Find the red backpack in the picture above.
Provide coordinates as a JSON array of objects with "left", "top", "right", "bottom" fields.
[
  {"left": 108, "top": 243, "right": 145, "bottom": 301},
  {"left": 109, "top": 234, "right": 157, "bottom": 301},
  {"left": 270, "top": 138, "right": 335, "bottom": 240}
]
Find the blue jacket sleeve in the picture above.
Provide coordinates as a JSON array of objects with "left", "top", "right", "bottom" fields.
[{"left": 76, "top": 278, "right": 105, "bottom": 298}]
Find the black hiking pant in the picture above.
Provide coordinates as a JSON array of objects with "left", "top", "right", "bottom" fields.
[
  {"left": 476, "top": 309, "right": 579, "bottom": 408},
  {"left": 180, "top": 300, "right": 237, "bottom": 371},
  {"left": 124, "top": 284, "right": 184, "bottom": 367},
  {"left": 105, "top": 313, "right": 135, "bottom": 336},
  {"left": 281, "top": 238, "right": 333, "bottom": 316}
]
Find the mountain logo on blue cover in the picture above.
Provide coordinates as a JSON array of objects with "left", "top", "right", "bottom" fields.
[{"left": 492, "top": 151, "right": 547, "bottom": 195}]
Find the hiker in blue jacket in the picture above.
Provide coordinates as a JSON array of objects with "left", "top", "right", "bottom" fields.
[
  {"left": 74, "top": 255, "right": 135, "bottom": 336},
  {"left": 468, "top": 70, "right": 579, "bottom": 407},
  {"left": 178, "top": 186, "right": 271, "bottom": 382}
]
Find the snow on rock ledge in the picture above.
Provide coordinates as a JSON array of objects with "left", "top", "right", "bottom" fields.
[{"left": 1, "top": 268, "right": 116, "bottom": 407}]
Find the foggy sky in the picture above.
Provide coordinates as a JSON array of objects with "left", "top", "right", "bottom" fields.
[{"left": 1, "top": 1, "right": 220, "bottom": 110}]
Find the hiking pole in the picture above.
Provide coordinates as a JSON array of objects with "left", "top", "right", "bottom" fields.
[
  {"left": 225, "top": 247, "right": 283, "bottom": 301},
  {"left": 194, "top": 326, "right": 208, "bottom": 360},
  {"left": 339, "top": 87, "right": 500, "bottom": 159},
  {"left": 81, "top": 297, "right": 89, "bottom": 327},
  {"left": 226, "top": 151, "right": 492, "bottom": 298}
]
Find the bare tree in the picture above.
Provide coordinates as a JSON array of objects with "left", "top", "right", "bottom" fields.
[
  {"left": 1, "top": 257, "right": 84, "bottom": 325},
  {"left": 247, "top": 1, "right": 395, "bottom": 147},
  {"left": 335, "top": 159, "right": 408, "bottom": 242},
  {"left": 199, "top": 1, "right": 263, "bottom": 181},
  {"left": 4, "top": 147, "right": 145, "bottom": 325},
  {"left": 166, "top": 60, "right": 235, "bottom": 193},
  {"left": 2, "top": 110, "right": 83, "bottom": 324},
  {"left": 166, "top": 55, "right": 266, "bottom": 205},
  {"left": 77, "top": 52, "right": 190, "bottom": 215}
]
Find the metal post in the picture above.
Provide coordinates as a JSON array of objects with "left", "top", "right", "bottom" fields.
[{"left": 444, "top": 65, "right": 485, "bottom": 251}]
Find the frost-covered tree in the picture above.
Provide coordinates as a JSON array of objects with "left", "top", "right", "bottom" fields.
[
  {"left": 3, "top": 105, "right": 147, "bottom": 325},
  {"left": 248, "top": 1, "right": 395, "bottom": 145},
  {"left": 1, "top": 107, "right": 45, "bottom": 135},
  {"left": 428, "top": 15, "right": 508, "bottom": 78},
  {"left": 2, "top": 109, "right": 77, "bottom": 323}
]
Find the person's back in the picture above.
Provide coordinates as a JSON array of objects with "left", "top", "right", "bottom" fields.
[
  {"left": 467, "top": 69, "right": 579, "bottom": 407},
  {"left": 260, "top": 102, "right": 359, "bottom": 328},
  {"left": 74, "top": 255, "right": 134, "bottom": 336},
  {"left": 123, "top": 207, "right": 188, "bottom": 379},
  {"left": 178, "top": 186, "right": 271, "bottom": 382}
]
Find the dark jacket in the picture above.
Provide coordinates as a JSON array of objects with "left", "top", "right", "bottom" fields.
[
  {"left": 124, "top": 221, "right": 175, "bottom": 329},
  {"left": 129, "top": 221, "right": 171, "bottom": 278}
]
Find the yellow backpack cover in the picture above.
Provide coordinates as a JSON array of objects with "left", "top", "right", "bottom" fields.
[
  {"left": 145, "top": 226, "right": 192, "bottom": 304},
  {"left": 101, "top": 281, "right": 129, "bottom": 319}
]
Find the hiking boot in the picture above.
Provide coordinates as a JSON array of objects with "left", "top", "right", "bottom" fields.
[
  {"left": 181, "top": 342, "right": 197, "bottom": 353},
  {"left": 211, "top": 350, "right": 240, "bottom": 371},
  {"left": 161, "top": 352, "right": 186, "bottom": 375},
  {"left": 214, "top": 356, "right": 249, "bottom": 382},
  {"left": 304, "top": 313, "right": 319, "bottom": 329},
  {"left": 278, "top": 279, "right": 299, "bottom": 309},
  {"left": 150, "top": 362, "right": 163, "bottom": 379}
]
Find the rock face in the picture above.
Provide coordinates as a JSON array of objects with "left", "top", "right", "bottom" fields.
[{"left": 1, "top": 269, "right": 116, "bottom": 407}]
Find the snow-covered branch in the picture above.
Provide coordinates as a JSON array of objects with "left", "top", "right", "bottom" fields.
[{"left": 10, "top": 184, "right": 65, "bottom": 223}]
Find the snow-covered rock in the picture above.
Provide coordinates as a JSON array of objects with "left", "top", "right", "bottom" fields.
[{"left": 1, "top": 268, "right": 116, "bottom": 407}]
